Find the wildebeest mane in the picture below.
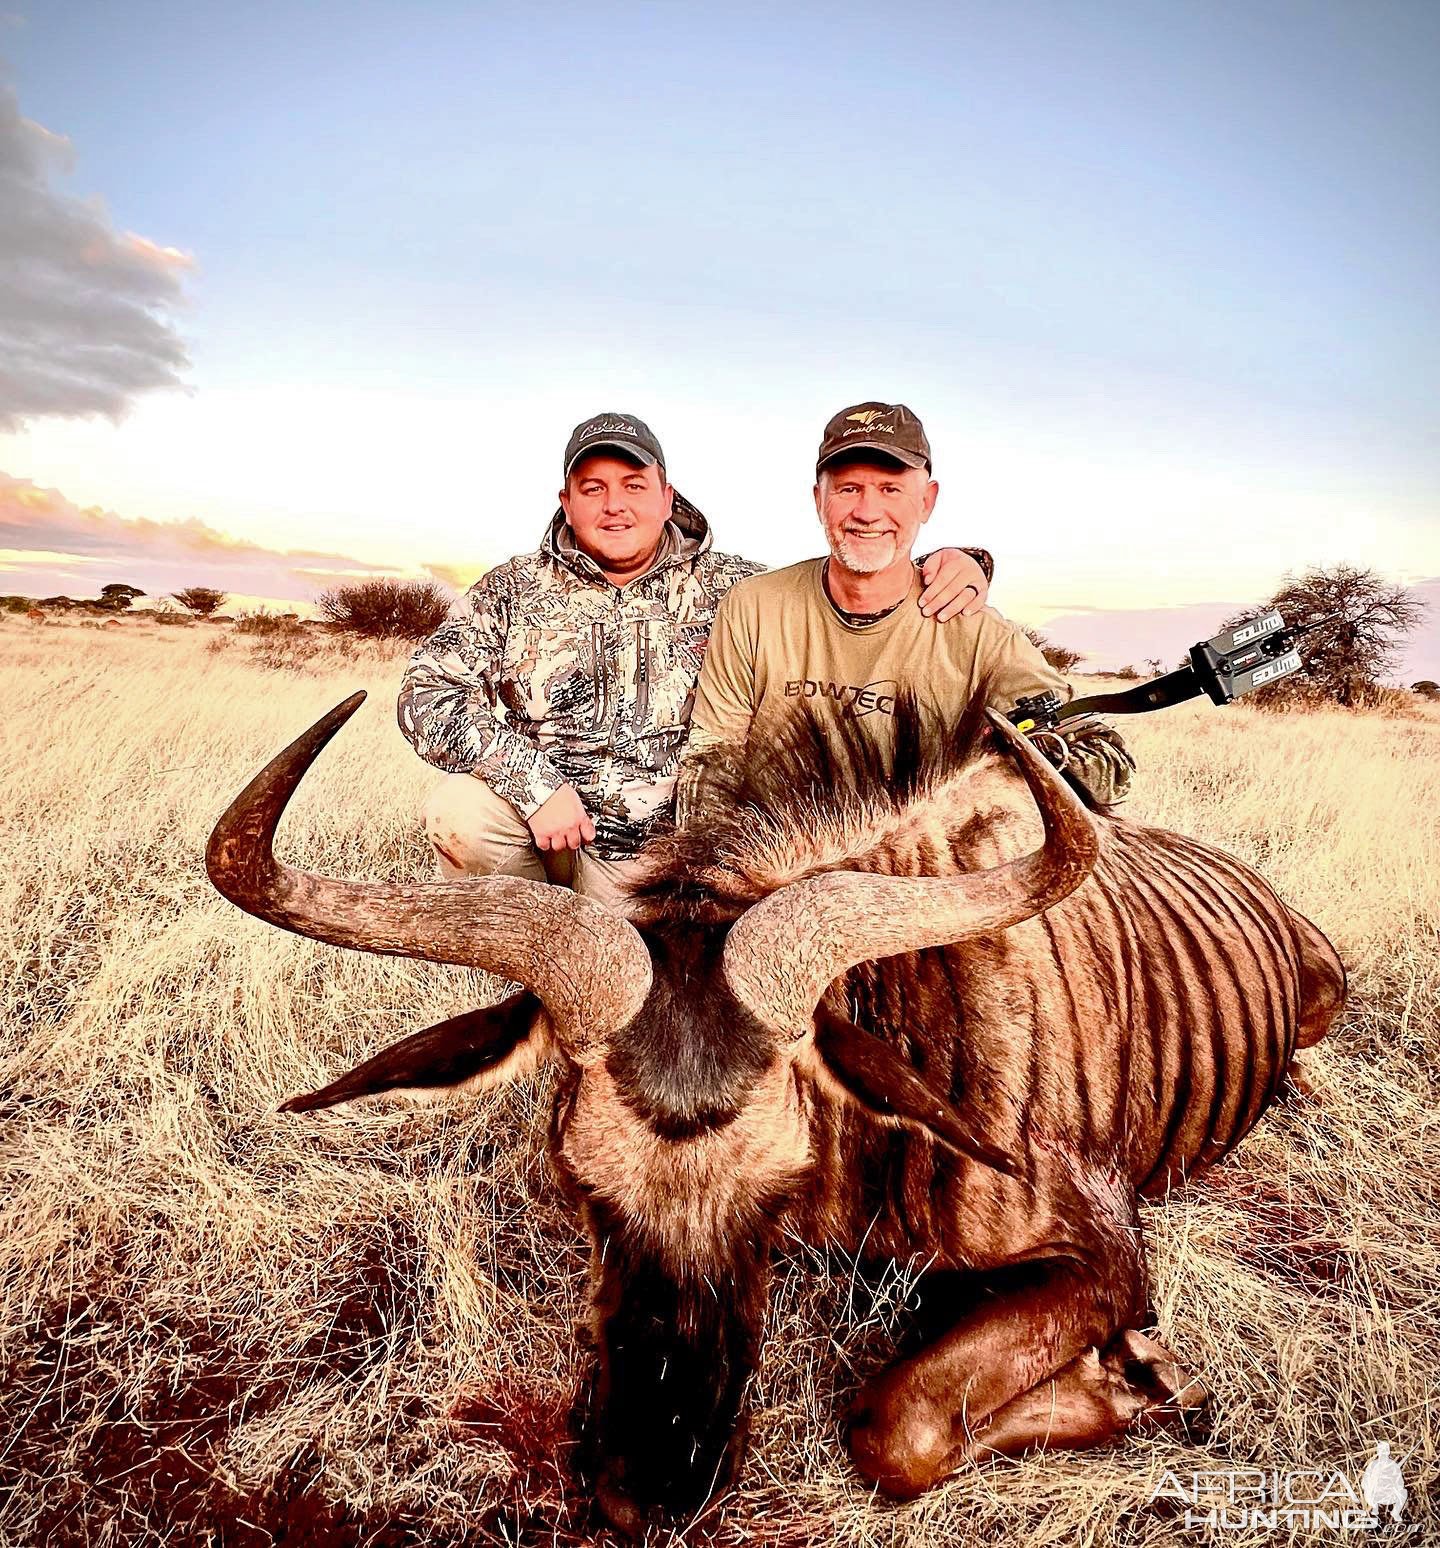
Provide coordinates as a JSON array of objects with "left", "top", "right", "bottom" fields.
[{"left": 630, "top": 693, "right": 996, "bottom": 927}]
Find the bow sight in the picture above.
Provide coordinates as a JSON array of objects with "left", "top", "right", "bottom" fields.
[{"left": 1009, "top": 610, "right": 1303, "bottom": 735}]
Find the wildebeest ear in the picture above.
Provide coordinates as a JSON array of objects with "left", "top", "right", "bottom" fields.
[
  {"left": 809, "top": 1007, "right": 1019, "bottom": 1178},
  {"left": 279, "top": 990, "right": 549, "bottom": 1113}
]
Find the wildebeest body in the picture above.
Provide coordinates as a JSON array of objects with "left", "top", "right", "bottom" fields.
[
  {"left": 647, "top": 736, "right": 1339, "bottom": 1279},
  {"left": 206, "top": 690, "right": 1345, "bottom": 1533}
]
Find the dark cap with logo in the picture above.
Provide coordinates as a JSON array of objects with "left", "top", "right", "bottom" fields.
[
  {"left": 564, "top": 411, "right": 666, "bottom": 480},
  {"left": 816, "top": 401, "right": 932, "bottom": 475}
]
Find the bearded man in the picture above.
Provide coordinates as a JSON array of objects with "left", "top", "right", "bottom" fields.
[{"left": 680, "top": 401, "right": 1133, "bottom": 812}]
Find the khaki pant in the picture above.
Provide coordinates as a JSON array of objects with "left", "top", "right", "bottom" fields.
[{"left": 421, "top": 774, "right": 646, "bottom": 917}]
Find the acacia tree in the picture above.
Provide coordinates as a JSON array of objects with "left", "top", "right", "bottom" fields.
[
  {"left": 96, "top": 583, "right": 145, "bottom": 612},
  {"left": 1022, "top": 627, "right": 1085, "bottom": 674},
  {"left": 1225, "top": 564, "right": 1428, "bottom": 708},
  {"left": 172, "top": 586, "right": 229, "bottom": 618}
]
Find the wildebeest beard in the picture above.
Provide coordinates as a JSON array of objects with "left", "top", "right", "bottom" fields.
[
  {"left": 581, "top": 1191, "right": 779, "bottom": 1530},
  {"left": 554, "top": 926, "right": 801, "bottom": 1528}
]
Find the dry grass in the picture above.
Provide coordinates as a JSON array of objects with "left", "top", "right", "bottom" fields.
[{"left": 2, "top": 629, "right": 1436, "bottom": 1546}]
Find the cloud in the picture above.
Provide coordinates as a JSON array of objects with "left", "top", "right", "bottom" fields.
[
  {"left": 0, "top": 471, "right": 442, "bottom": 607},
  {"left": 422, "top": 560, "right": 484, "bottom": 592},
  {"left": 0, "top": 86, "right": 192, "bottom": 432}
]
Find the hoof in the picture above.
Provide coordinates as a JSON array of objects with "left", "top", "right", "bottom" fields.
[
  {"left": 848, "top": 1382, "right": 958, "bottom": 1499},
  {"left": 958, "top": 1347, "right": 1149, "bottom": 1462},
  {"left": 1104, "top": 1329, "right": 1211, "bottom": 1433}
]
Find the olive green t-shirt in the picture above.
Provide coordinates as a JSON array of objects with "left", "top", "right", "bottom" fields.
[{"left": 688, "top": 559, "right": 1071, "bottom": 757}]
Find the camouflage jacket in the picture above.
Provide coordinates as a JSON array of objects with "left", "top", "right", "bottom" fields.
[{"left": 397, "top": 498, "right": 763, "bottom": 859}]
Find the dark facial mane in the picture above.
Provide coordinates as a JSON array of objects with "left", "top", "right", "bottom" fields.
[{"left": 630, "top": 693, "right": 995, "bottom": 925}]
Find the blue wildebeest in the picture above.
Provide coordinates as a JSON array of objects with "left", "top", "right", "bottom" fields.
[{"left": 206, "top": 692, "right": 1344, "bottom": 1536}]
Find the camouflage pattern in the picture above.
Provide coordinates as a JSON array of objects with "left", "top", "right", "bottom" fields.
[
  {"left": 1050, "top": 713, "right": 1136, "bottom": 808},
  {"left": 397, "top": 497, "right": 762, "bottom": 860}
]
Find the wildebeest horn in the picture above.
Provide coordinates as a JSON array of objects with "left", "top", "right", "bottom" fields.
[
  {"left": 721, "top": 709, "right": 1099, "bottom": 1036},
  {"left": 205, "top": 692, "right": 652, "bottom": 1048}
]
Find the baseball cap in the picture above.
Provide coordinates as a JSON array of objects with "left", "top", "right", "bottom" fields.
[
  {"left": 816, "top": 401, "right": 932, "bottom": 475},
  {"left": 564, "top": 411, "right": 666, "bottom": 480}
]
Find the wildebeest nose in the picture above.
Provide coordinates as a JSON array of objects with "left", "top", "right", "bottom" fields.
[{"left": 594, "top": 1470, "right": 649, "bottom": 1539}]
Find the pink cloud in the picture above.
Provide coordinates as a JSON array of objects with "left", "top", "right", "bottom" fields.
[
  {"left": 0, "top": 471, "right": 434, "bottom": 608},
  {"left": 0, "top": 86, "right": 193, "bottom": 430}
]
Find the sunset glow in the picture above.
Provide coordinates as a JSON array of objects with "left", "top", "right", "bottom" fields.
[{"left": 0, "top": 1, "right": 1433, "bottom": 675}]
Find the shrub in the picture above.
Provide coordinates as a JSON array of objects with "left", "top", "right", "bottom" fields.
[
  {"left": 1114, "top": 664, "right": 1140, "bottom": 680},
  {"left": 150, "top": 609, "right": 194, "bottom": 626},
  {"left": 1245, "top": 677, "right": 1416, "bottom": 718},
  {"left": 316, "top": 578, "right": 452, "bottom": 639},
  {"left": 1413, "top": 680, "right": 1440, "bottom": 702},
  {"left": 248, "top": 632, "right": 324, "bottom": 671},
  {"left": 233, "top": 610, "right": 322, "bottom": 669},
  {"left": 235, "top": 610, "right": 305, "bottom": 638},
  {"left": 1, "top": 595, "right": 32, "bottom": 614}
]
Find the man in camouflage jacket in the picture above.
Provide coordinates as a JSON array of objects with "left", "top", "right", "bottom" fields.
[{"left": 397, "top": 411, "right": 994, "bottom": 912}]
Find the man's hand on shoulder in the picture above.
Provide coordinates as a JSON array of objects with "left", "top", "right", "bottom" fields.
[
  {"left": 917, "top": 548, "right": 991, "bottom": 619},
  {"left": 527, "top": 783, "right": 597, "bottom": 852}
]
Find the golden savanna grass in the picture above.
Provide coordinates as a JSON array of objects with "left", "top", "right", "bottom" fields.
[{"left": 2, "top": 618, "right": 1437, "bottom": 1546}]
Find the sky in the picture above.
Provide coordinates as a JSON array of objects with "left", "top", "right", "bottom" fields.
[{"left": 0, "top": 0, "right": 1436, "bottom": 676}]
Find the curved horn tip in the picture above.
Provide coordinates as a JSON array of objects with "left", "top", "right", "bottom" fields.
[
  {"left": 984, "top": 706, "right": 1026, "bottom": 743},
  {"left": 325, "top": 688, "right": 368, "bottom": 727},
  {"left": 205, "top": 688, "right": 369, "bottom": 888},
  {"left": 301, "top": 689, "right": 370, "bottom": 763}
]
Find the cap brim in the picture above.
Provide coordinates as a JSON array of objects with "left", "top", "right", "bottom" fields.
[
  {"left": 817, "top": 440, "right": 929, "bottom": 474},
  {"left": 565, "top": 440, "right": 658, "bottom": 479}
]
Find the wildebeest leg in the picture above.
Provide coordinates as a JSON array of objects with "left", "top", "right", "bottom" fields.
[
  {"left": 957, "top": 1329, "right": 1211, "bottom": 1461},
  {"left": 1289, "top": 905, "right": 1345, "bottom": 1048},
  {"left": 848, "top": 1253, "right": 1142, "bottom": 1499}
]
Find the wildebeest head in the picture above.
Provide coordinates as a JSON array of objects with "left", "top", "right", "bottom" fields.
[{"left": 206, "top": 693, "right": 1097, "bottom": 1534}]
